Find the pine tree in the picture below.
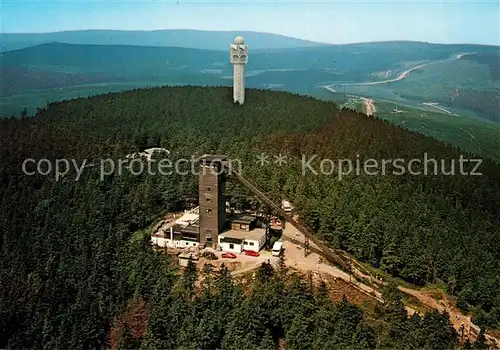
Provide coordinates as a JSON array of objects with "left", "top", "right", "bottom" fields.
[
  {"left": 183, "top": 258, "right": 198, "bottom": 296},
  {"left": 381, "top": 238, "right": 402, "bottom": 276},
  {"left": 256, "top": 261, "right": 274, "bottom": 283},
  {"left": 286, "top": 314, "right": 314, "bottom": 350},
  {"left": 351, "top": 321, "right": 375, "bottom": 349},
  {"left": 116, "top": 327, "right": 137, "bottom": 350},
  {"left": 260, "top": 328, "right": 277, "bottom": 350},
  {"left": 277, "top": 252, "right": 288, "bottom": 281},
  {"left": 380, "top": 283, "right": 409, "bottom": 347},
  {"left": 315, "top": 280, "right": 329, "bottom": 304},
  {"left": 420, "top": 310, "right": 458, "bottom": 349}
]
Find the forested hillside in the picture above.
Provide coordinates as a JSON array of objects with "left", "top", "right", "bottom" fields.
[{"left": 1, "top": 86, "right": 499, "bottom": 348}]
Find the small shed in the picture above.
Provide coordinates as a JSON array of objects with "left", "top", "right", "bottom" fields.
[{"left": 228, "top": 215, "right": 256, "bottom": 231}]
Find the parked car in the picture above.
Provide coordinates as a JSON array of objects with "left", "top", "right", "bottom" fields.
[
  {"left": 245, "top": 250, "right": 260, "bottom": 257},
  {"left": 272, "top": 241, "right": 284, "bottom": 256},
  {"left": 221, "top": 252, "right": 237, "bottom": 259}
]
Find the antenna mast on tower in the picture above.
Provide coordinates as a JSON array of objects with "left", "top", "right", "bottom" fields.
[{"left": 230, "top": 36, "right": 248, "bottom": 105}]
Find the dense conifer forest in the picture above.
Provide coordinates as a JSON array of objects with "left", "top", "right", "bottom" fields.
[{"left": 1, "top": 86, "right": 499, "bottom": 348}]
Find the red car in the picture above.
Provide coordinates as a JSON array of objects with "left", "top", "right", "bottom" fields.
[
  {"left": 221, "top": 252, "right": 237, "bottom": 259},
  {"left": 245, "top": 250, "right": 260, "bottom": 257}
]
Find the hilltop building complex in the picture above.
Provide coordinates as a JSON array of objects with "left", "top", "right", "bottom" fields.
[{"left": 151, "top": 155, "right": 266, "bottom": 253}]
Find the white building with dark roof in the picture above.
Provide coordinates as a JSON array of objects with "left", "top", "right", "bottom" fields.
[
  {"left": 217, "top": 215, "right": 266, "bottom": 253},
  {"left": 151, "top": 224, "right": 200, "bottom": 249}
]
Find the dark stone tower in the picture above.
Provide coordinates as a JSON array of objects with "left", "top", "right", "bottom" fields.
[{"left": 198, "top": 155, "right": 227, "bottom": 246}]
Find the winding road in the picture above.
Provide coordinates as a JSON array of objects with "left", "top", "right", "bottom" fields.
[
  {"left": 191, "top": 167, "right": 498, "bottom": 346},
  {"left": 282, "top": 224, "right": 500, "bottom": 347},
  {"left": 324, "top": 52, "right": 476, "bottom": 89}
]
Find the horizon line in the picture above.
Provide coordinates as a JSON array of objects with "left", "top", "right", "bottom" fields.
[{"left": 1, "top": 28, "right": 499, "bottom": 48}]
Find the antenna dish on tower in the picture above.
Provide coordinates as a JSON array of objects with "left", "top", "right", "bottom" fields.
[{"left": 234, "top": 36, "right": 245, "bottom": 45}]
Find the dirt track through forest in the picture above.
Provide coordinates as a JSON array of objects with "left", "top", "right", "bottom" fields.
[{"left": 259, "top": 221, "right": 499, "bottom": 346}]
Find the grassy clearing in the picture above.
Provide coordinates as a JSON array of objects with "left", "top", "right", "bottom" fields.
[
  {"left": 402, "top": 293, "right": 431, "bottom": 313},
  {"left": 129, "top": 227, "right": 151, "bottom": 244},
  {"left": 315, "top": 90, "right": 500, "bottom": 163},
  {"left": 356, "top": 260, "right": 415, "bottom": 289},
  {"left": 375, "top": 100, "right": 500, "bottom": 163},
  {"left": 325, "top": 59, "right": 498, "bottom": 120}
]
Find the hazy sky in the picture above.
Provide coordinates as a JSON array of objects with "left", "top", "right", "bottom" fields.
[{"left": 1, "top": 0, "right": 499, "bottom": 45}]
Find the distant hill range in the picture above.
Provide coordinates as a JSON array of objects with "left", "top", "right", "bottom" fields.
[
  {"left": 2, "top": 41, "right": 496, "bottom": 85},
  {"left": 0, "top": 29, "right": 329, "bottom": 52},
  {"left": 0, "top": 35, "right": 498, "bottom": 126}
]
